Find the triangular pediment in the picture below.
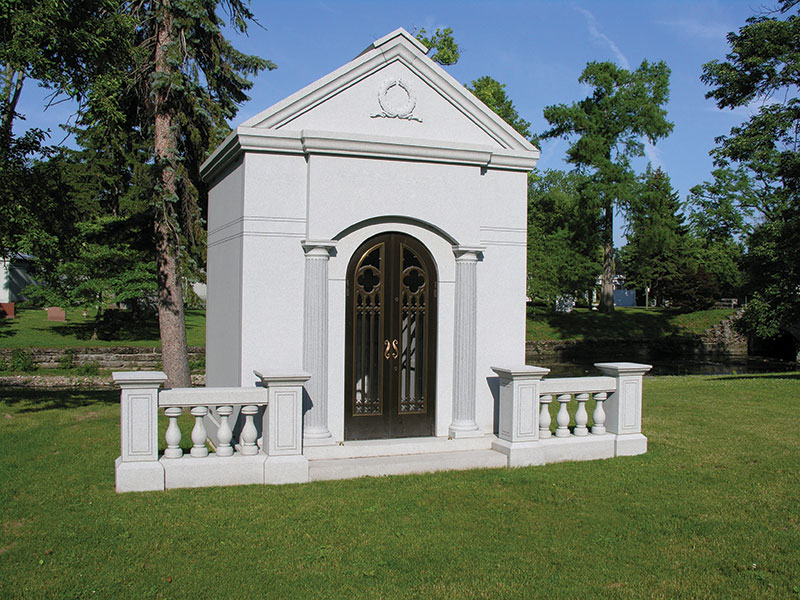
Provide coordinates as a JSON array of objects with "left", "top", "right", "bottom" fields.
[{"left": 241, "top": 28, "right": 536, "bottom": 152}]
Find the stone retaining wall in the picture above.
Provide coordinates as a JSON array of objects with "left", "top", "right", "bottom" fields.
[
  {"left": 526, "top": 314, "right": 748, "bottom": 363},
  {"left": 0, "top": 346, "right": 204, "bottom": 370}
]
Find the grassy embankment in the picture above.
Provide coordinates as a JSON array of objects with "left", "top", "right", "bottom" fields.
[
  {"left": 1, "top": 373, "right": 798, "bottom": 598},
  {"left": 526, "top": 306, "right": 735, "bottom": 341}
]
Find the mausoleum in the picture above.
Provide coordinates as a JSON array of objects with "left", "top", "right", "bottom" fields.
[{"left": 112, "top": 28, "right": 651, "bottom": 491}]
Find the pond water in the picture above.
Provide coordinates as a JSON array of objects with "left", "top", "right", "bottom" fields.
[{"left": 528, "top": 354, "right": 799, "bottom": 378}]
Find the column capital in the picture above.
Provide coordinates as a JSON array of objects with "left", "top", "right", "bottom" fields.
[
  {"left": 452, "top": 245, "right": 485, "bottom": 261},
  {"left": 301, "top": 240, "right": 337, "bottom": 257}
]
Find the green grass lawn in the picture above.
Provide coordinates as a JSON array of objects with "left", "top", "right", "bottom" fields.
[
  {"left": 2, "top": 306, "right": 732, "bottom": 351},
  {"left": 0, "top": 308, "right": 206, "bottom": 348},
  {"left": 1, "top": 374, "right": 798, "bottom": 598},
  {"left": 526, "top": 306, "right": 736, "bottom": 341}
]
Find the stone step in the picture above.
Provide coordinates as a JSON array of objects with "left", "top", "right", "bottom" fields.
[
  {"left": 308, "top": 449, "right": 508, "bottom": 482},
  {"left": 303, "top": 434, "right": 494, "bottom": 460}
]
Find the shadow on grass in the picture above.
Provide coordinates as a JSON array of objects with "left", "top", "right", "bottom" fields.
[
  {"left": 0, "top": 315, "right": 16, "bottom": 339},
  {"left": 710, "top": 372, "right": 800, "bottom": 381},
  {"left": 0, "top": 387, "right": 118, "bottom": 412},
  {"left": 50, "top": 310, "right": 160, "bottom": 342},
  {"left": 528, "top": 306, "right": 685, "bottom": 340}
]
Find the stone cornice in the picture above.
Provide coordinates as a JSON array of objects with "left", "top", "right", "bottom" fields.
[{"left": 201, "top": 128, "right": 539, "bottom": 183}]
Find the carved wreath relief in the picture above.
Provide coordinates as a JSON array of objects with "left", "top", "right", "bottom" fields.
[{"left": 371, "top": 77, "right": 422, "bottom": 122}]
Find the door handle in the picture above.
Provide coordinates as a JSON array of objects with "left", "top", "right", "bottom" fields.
[
  {"left": 384, "top": 339, "right": 391, "bottom": 360},
  {"left": 391, "top": 339, "right": 399, "bottom": 359}
]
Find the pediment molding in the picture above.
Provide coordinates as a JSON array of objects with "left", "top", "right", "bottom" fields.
[{"left": 201, "top": 28, "right": 539, "bottom": 182}]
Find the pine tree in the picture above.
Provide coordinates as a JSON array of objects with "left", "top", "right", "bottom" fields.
[
  {"left": 542, "top": 61, "right": 673, "bottom": 313},
  {"left": 72, "top": 1, "right": 274, "bottom": 386}
]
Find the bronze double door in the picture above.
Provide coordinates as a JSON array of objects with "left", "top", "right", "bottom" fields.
[{"left": 345, "top": 233, "right": 437, "bottom": 440}]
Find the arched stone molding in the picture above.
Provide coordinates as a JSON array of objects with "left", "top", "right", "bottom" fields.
[{"left": 329, "top": 217, "right": 458, "bottom": 282}]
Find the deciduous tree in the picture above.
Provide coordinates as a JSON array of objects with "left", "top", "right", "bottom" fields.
[
  {"left": 467, "top": 76, "right": 532, "bottom": 140},
  {"left": 701, "top": 0, "right": 800, "bottom": 353},
  {"left": 527, "top": 169, "right": 600, "bottom": 307}
]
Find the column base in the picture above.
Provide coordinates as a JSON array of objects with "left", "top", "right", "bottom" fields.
[
  {"left": 303, "top": 435, "right": 337, "bottom": 447},
  {"left": 303, "top": 427, "right": 335, "bottom": 446},
  {"left": 449, "top": 424, "right": 483, "bottom": 439}
]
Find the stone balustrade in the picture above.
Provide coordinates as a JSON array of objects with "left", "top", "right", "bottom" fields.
[
  {"left": 112, "top": 370, "right": 309, "bottom": 493},
  {"left": 113, "top": 362, "right": 651, "bottom": 493},
  {"left": 491, "top": 362, "right": 651, "bottom": 467}
]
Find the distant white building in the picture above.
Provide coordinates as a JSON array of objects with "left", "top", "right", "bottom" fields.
[{"left": 1, "top": 254, "right": 35, "bottom": 308}]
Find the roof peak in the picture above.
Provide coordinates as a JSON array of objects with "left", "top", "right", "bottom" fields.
[{"left": 357, "top": 27, "right": 428, "bottom": 58}]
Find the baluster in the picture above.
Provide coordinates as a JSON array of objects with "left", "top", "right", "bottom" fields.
[
  {"left": 163, "top": 407, "right": 183, "bottom": 458},
  {"left": 555, "top": 394, "right": 572, "bottom": 438},
  {"left": 239, "top": 405, "right": 259, "bottom": 455},
  {"left": 592, "top": 392, "right": 607, "bottom": 435},
  {"left": 574, "top": 393, "right": 589, "bottom": 436},
  {"left": 190, "top": 406, "right": 209, "bottom": 458},
  {"left": 539, "top": 394, "right": 553, "bottom": 439},
  {"left": 216, "top": 406, "right": 234, "bottom": 457}
]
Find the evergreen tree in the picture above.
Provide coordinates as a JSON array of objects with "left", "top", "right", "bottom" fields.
[
  {"left": 68, "top": 1, "right": 274, "bottom": 386},
  {"left": 623, "top": 167, "right": 693, "bottom": 307},
  {"left": 541, "top": 60, "right": 673, "bottom": 313}
]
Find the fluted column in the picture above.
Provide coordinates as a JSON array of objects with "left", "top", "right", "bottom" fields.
[
  {"left": 301, "top": 240, "right": 336, "bottom": 443},
  {"left": 449, "top": 245, "right": 484, "bottom": 438}
]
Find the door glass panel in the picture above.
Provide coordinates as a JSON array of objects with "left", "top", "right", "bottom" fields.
[
  {"left": 353, "top": 244, "right": 383, "bottom": 415},
  {"left": 399, "top": 245, "right": 427, "bottom": 414}
]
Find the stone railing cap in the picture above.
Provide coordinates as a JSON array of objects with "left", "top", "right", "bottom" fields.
[
  {"left": 491, "top": 365, "right": 550, "bottom": 378},
  {"left": 254, "top": 370, "right": 312, "bottom": 384},
  {"left": 594, "top": 362, "right": 653, "bottom": 375},
  {"left": 112, "top": 371, "right": 168, "bottom": 385}
]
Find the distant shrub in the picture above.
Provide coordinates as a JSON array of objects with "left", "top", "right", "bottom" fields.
[
  {"left": 75, "top": 361, "right": 100, "bottom": 376},
  {"left": 58, "top": 350, "right": 76, "bottom": 370},
  {"left": 0, "top": 356, "right": 7, "bottom": 371},
  {"left": 9, "top": 349, "right": 37, "bottom": 372}
]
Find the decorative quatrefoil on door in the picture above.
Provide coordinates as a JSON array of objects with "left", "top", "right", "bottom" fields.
[
  {"left": 371, "top": 78, "right": 422, "bottom": 122},
  {"left": 402, "top": 267, "right": 426, "bottom": 294},
  {"left": 357, "top": 267, "right": 381, "bottom": 293}
]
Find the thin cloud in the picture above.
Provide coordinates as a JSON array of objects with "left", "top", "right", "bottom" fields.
[
  {"left": 643, "top": 140, "right": 663, "bottom": 170},
  {"left": 575, "top": 7, "right": 630, "bottom": 70},
  {"left": 658, "top": 18, "right": 731, "bottom": 41}
]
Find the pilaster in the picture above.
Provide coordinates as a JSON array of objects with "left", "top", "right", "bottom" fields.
[
  {"left": 301, "top": 240, "right": 336, "bottom": 444},
  {"left": 449, "top": 245, "right": 484, "bottom": 438}
]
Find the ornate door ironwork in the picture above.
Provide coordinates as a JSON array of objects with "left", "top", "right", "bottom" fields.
[{"left": 345, "top": 233, "right": 437, "bottom": 440}]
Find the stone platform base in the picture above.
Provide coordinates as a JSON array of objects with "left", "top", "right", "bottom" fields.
[{"left": 116, "top": 433, "right": 648, "bottom": 491}]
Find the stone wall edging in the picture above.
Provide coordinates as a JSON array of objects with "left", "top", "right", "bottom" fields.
[{"left": 0, "top": 346, "right": 205, "bottom": 370}]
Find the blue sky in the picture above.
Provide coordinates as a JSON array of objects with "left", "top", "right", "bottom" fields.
[{"left": 17, "top": 0, "right": 759, "bottom": 242}]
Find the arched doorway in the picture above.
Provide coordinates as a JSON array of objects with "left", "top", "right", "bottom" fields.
[{"left": 345, "top": 233, "right": 437, "bottom": 440}]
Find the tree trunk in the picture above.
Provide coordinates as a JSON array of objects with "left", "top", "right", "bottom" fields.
[
  {"left": 153, "top": 1, "right": 190, "bottom": 388},
  {"left": 599, "top": 202, "right": 615, "bottom": 314}
]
